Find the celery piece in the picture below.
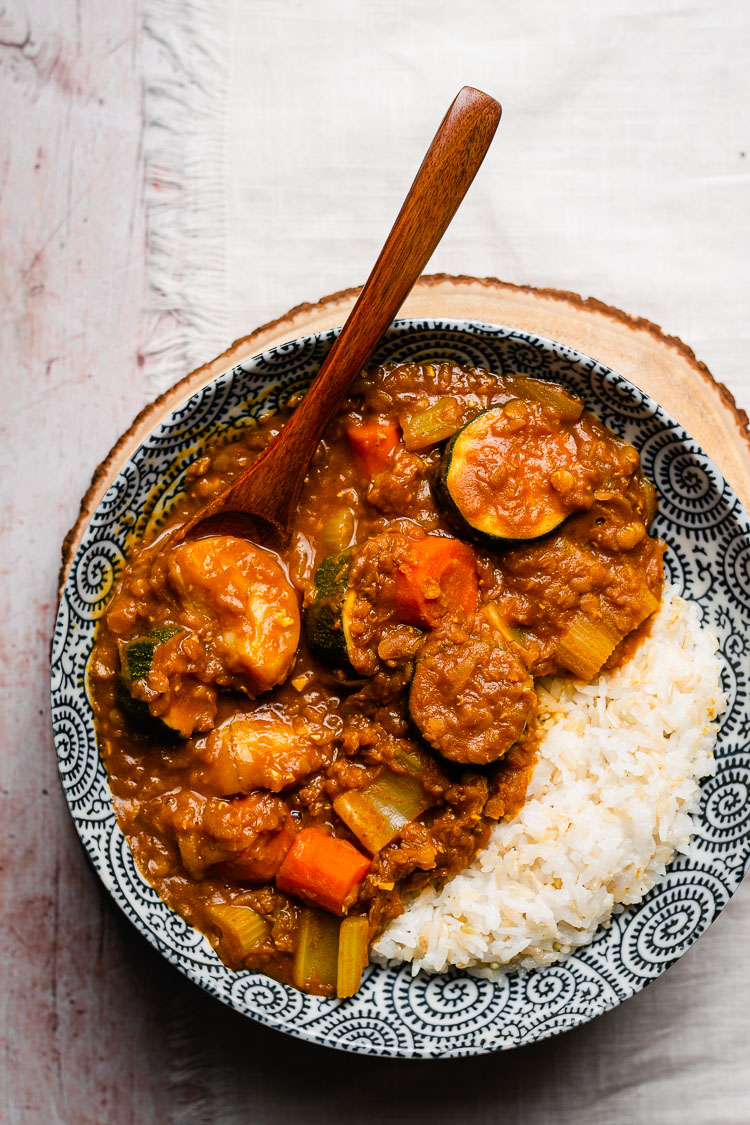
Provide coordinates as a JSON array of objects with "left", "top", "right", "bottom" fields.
[
  {"left": 207, "top": 904, "right": 268, "bottom": 960},
  {"left": 391, "top": 743, "right": 437, "bottom": 777},
  {"left": 336, "top": 915, "right": 370, "bottom": 999},
  {"left": 293, "top": 909, "right": 340, "bottom": 994},
  {"left": 399, "top": 397, "right": 462, "bottom": 451},
  {"left": 177, "top": 832, "right": 204, "bottom": 879},
  {"left": 632, "top": 585, "right": 660, "bottom": 626},
  {"left": 639, "top": 478, "right": 658, "bottom": 527},
  {"left": 333, "top": 769, "right": 432, "bottom": 854},
  {"left": 479, "top": 602, "right": 529, "bottom": 650},
  {"left": 320, "top": 507, "right": 356, "bottom": 556},
  {"left": 513, "top": 378, "right": 584, "bottom": 421},
  {"left": 556, "top": 612, "right": 622, "bottom": 681}
]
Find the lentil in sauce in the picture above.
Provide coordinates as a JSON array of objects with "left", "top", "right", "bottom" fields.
[{"left": 89, "top": 363, "right": 664, "bottom": 997}]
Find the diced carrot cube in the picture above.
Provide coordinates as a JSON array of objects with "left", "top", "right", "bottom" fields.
[
  {"left": 346, "top": 420, "right": 401, "bottom": 478},
  {"left": 276, "top": 828, "right": 371, "bottom": 914},
  {"left": 393, "top": 535, "right": 479, "bottom": 628}
]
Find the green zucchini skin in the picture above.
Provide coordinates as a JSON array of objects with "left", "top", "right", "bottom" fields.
[
  {"left": 115, "top": 680, "right": 163, "bottom": 732},
  {"left": 435, "top": 432, "right": 468, "bottom": 528},
  {"left": 304, "top": 548, "right": 355, "bottom": 665},
  {"left": 117, "top": 625, "right": 184, "bottom": 736},
  {"left": 120, "top": 625, "right": 183, "bottom": 684}
]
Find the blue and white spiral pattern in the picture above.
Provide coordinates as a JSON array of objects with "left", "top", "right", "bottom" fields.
[{"left": 51, "top": 319, "right": 750, "bottom": 1058}]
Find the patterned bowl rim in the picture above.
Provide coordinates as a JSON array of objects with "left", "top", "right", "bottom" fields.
[{"left": 51, "top": 317, "right": 750, "bottom": 1059}]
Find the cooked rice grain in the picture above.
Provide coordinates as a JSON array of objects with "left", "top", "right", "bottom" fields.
[{"left": 372, "top": 586, "right": 725, "bottom": 976}]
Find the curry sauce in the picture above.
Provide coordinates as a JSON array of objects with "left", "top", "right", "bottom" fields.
[{"left": 89, "top": 363, "right": 664, "bottom": 996}]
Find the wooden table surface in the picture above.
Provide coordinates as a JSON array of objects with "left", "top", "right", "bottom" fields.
[{"left": 3, "top": 3, "right": 750, "bottom": 1123}]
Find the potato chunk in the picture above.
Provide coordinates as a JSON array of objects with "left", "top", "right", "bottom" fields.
[
  {"left": 155, "top": 790, "right": 296, "bottom": 883},
  {"left": 165, "top": 535, "right": 300, "bottom": 695},
  {"left": 192, "top": 714, "right": 328, "bottom": 795}
]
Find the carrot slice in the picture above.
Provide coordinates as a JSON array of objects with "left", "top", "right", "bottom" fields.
[
  {"left": 346, "top": 420, "right": 400, "bottom": 478},
  {"left": 393, "top": 536, "right": 479, "bottom": 628},
  {"left": 276, "top": 828, "right": 371, "bottom": 915}
]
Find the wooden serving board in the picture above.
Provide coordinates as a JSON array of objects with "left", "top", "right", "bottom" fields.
[{"left": 60, "top": 275, "right": 750, "bottom": 589}]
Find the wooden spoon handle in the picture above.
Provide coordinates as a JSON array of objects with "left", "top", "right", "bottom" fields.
[{"left": 197, "top": 86, "right": 501, "bottom": 542}]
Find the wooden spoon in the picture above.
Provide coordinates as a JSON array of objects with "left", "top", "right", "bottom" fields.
[{"left": 183, "top": 86, "right": 501, "bottom": 547}]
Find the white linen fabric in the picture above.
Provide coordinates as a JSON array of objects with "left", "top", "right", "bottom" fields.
[
  {"left": 139, "top": 1, "right": 750, "bottom": 1120},
  {"left": 142, "top": 0, "right": 750, "bottom": 411}
]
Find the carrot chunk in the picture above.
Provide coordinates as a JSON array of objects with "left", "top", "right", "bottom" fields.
[
  {"left": 276, "top": 828, "right": 371, "bottom": 914},
  {"left": 393, "top": 535, "right": 479, "bottom": 628},
  {"left": 346, "top": 420, "right": 401, "bottom": 478}
]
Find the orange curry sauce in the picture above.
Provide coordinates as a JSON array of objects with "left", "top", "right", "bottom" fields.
[{"left": 89, "top": 363, "right": 664, "bottom": 996}]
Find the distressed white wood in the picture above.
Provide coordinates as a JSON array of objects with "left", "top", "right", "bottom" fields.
[
  {"left": 3, "top": 0, "right": 750, "bottom": 1122},
  {"left": 0, "top": 3, "right": 172, "bottom": 1123}
]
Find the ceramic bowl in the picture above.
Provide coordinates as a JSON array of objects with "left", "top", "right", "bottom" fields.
[{"left": 51, "top": 319, "right": 750, "bottom": 1057}]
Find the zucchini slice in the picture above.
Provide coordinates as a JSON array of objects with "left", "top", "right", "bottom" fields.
[
  {"left": 440, "top": 400, "right": 586, "bottom": 541},
  {"left": 117, "top": 625, "right": 185, "bottom": 735},
  {"left": 304, "top": 548, "right": 357, "bottom": 665},
  {"left": 409, "top": 614, "right": 536, "bottom": 765},
  {"left": 120, "top": 624, "right": 183, "bottom": 685}
]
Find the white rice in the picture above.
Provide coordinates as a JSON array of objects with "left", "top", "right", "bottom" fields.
[{"left": 372, "top": 585, "right": 725, "bottom": 976}]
